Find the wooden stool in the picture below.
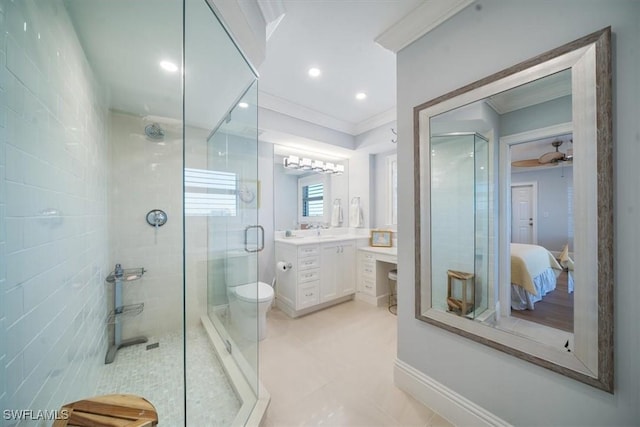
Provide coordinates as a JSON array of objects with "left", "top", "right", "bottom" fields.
[
  {"left": 53, "top": 394, "right": 158, "bottom": 427},
  {"left": 446, "top": 270, "right": 474, "bottom": 315}
]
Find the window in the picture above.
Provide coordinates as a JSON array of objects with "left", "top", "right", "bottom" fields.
[
  {"left": 184, "top": 168, "right": 237, "bottom": 216},
  {"left": 302, "top": 183, "right": 324, "bottom": 217},
  {"left": 387, "top": 155, "right": 397, "bottom": 225},
  {"left": 298, "top": 174, "right": 330, "bottom": 224}
]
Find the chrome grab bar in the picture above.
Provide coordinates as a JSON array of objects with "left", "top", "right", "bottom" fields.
[{"left": 244, "top": 225, "right": 265, "bottom": 253}]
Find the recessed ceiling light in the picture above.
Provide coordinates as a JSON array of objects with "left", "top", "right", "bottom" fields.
[
  {"left": 355, "top": 92, "right": 367, "bottom": 100},
  {"left": 160, "top": 60, "right": 178, "bottom": 72},
  {"left": 308, "top": 67, "right": 321, "bottom": 78},
  {"left": 238, "top": 102, "right": 249, "bottom": 108}
]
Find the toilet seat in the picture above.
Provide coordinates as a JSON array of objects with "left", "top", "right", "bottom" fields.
[{"left": 234, "top": 281, "right": 274, "bottom": 303}]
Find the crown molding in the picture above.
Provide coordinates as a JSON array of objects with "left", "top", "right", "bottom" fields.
[
  {"left": 375, "top": 0, "right": 474, "bottom": 53},
  {"left": 259, "top": 91, "right": 356, "bottom": 134},
  {"left": 257, "top": 0, "right": 286, "bottom": 40},
  {"left": 259, "top": 91, "right": 398, "bottom": 136},
  {"left": 485, "top": 77, "right": 572, "bottom": 114},
  {"left": 207, "top": 0, "right": 266, "bottom": 70},
  {"left": 354, "top": 108, "right": 396, "bottom": 135}
]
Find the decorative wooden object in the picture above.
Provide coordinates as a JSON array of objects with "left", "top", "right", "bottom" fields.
[
  {"left": 52, "top": 394, "right": 158, "bottom": 427},
  {"left": 446, "top": 270, "right": 474, "bottom": 315}
]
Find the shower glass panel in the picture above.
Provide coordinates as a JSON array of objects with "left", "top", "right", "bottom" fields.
[
  {"left": 1, "top": 0, "right": 258, "bottom": 425},
  {"left": 184, "top": 0, "right": 259, "bottom": 424},
  {"left": 430, "top": 133, "right": 489, "bottom": 319}
]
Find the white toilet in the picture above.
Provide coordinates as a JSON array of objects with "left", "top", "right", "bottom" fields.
[{"left": 225, "top": 252, "right": 274, "bottom": 341}]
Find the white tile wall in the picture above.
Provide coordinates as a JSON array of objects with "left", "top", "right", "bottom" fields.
[
  {"left": 0, "top": 0, "right": 109, "bottom": 422},
  {"left": 431, "top": 135, "right": 477, "bottom": 309},
  {"left": 108, "top": 112, "right": 186, "bottom": 339}
]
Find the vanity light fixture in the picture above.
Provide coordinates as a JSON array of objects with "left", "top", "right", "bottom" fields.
[
  {"left": 323, "top": 162, "right": 336, "bottom": 173},
  {"left": 283, "top": 155, "right": 344, "bottom": 174},
  {"left": 299, "top": 158, "right": 313, "bottom": 170},
  {"left": 283, "top": 155, "right": 300, "bottom": 168}
]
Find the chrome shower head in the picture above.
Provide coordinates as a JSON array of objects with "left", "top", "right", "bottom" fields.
[{"left": 144, "top": 123, "right": 165, "bottom": 141}]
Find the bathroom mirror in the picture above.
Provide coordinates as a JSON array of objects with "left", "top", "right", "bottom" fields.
[
  {"left": 273, "top": 145, "right": 349, "bottom": 230},
  {"left": 414, "top": 28, "right": 613, "bottom": 391}
]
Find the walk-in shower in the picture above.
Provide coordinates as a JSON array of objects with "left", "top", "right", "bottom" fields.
[{"left": 0, "top": 0, "right": 263, "bottom": 425}]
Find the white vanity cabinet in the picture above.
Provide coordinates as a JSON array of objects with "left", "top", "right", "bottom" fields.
[
  {"left": 320, "top": 241, "right": 355, "bottom": 302},
  {"left": 356, "top": 247, "right": 398, "bottom": 306},
  {"left": 275, "top": 237, "right": 358, "bottom": 317}
]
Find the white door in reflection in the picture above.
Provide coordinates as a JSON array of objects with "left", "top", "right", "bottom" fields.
[{"left": 511, "top": 183, "right": 537, "bottom": 244}]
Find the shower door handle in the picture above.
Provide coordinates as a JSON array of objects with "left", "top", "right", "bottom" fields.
[{"left": 244, "top": 225, "right": 264, "bottom": 253}]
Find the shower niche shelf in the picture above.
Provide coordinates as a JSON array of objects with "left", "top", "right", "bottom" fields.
[{"left": 105, "top": 264, "right": 148, "bottom": 364}]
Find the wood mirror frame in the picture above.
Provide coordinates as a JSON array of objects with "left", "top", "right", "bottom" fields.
[{"left": 413, "top": 28, "right": 613, "bottom": 392}]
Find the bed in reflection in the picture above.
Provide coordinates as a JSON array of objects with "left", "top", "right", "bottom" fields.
[{"left": 511, "top": 243, "right": 563, "bottom": 310}]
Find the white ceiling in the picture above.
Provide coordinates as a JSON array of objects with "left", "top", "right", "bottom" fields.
[
  {"left": 62, "top": 0, "right": 574, "bottom": 163},
  {"left": 63, "top": 0, "right": 471, "bottom": 156},
  {"left": 257, "top": 0, "right": 423, "bottom": 134}
]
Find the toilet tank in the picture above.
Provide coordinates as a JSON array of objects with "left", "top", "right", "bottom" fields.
[{"left": 225, "top": 251, "right": 258, "bottom": 287}]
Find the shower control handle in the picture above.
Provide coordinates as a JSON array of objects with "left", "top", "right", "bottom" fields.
[{"left": 146, "top": 209, "right": 167, "bottom": 227}]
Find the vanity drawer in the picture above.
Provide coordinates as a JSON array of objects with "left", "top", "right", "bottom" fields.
[
  {"left": 360, "top": 261, "right": 375, "bottom": 278},
  {"left": 298, "top": 256, "right": 320, "bottom": 270},
  {"left": 359, "top": 252, "right": 376, "bottom": 262},
  {"left": 297, "top": 282, "right": 319, "bottom": 308},
  {"left": 298, "top": 269, "right": 320, "bottom": 283},
  {"left": 298, "top": 245, "right": 319, "bottom": 257},
  {"left": 360, "top": 277, "right": 376, "bottom": 296}
]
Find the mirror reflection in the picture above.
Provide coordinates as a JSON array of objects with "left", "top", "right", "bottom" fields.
[
  {"left": 273, "top": 145, "right": 349, "bottom": 231},
  {"left": 509, "top": 132, "right": 574, "bottom": 333},
  {"left": 415, "top": 27, "right": 613, "bottom": 392},
  {"left": 429, "top": 70, "right": 575, "bottom": 348},
  {"left": 430, "top": 133, "right": 489, "bottom": 320}
]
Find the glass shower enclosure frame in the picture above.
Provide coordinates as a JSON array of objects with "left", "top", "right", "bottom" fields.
[
  {"left": 430, "top": 132, "right": 490, "bottom": 319},
  {"left": 184, "top": 0, "right": 263, "bottom": 424}
]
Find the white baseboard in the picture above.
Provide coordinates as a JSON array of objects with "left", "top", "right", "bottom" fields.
[
  {"left": 394, "top": 359, "right": 511, "bottom": 427},
  {"left": 355, "top": 291, "right": 389, "bottom": 307}
]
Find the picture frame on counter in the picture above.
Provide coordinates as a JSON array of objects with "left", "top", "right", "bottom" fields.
[{"left": 370, "top": 230, "right": 392, "bottom": 247}]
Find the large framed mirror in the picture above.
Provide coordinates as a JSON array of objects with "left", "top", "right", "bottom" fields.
[{"left": 414, "top": 28, "right": 613, "bottom": 392}]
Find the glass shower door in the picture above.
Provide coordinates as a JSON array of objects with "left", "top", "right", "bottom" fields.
[
  {"left": 184, "top": 0, "right": 259, "bottom": 424},
  {"left": 206, "top": 83, "right": 260, "bottom": 379}
]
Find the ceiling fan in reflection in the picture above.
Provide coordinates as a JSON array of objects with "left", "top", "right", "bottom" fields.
[{"left": 511, "top": 140, "right": 573, "bottom": 168}]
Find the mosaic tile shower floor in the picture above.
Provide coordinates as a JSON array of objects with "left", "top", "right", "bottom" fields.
[{"left": 95, "top": 325, "right": 241, "bottom": 426}]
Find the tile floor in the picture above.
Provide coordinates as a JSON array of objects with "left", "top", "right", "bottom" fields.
[
  {"left": 95, "top": 326, "right": 240, "bottom": 426},
  {"left": 260, "top": 299, "right": 454, "bottom": 427}
]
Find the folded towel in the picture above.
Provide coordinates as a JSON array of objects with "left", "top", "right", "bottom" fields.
[
  {"left": 349, "top": 198, "right": 363, "bottom": 227},
  {"left": 331, "top": 203, "right": 343, "bottom": 227}
]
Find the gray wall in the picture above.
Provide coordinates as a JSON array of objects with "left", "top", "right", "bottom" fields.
[
  {"left": 373, "top": 149, "right": 397, "bottom": 229},
  {"left": 397, "top": 1, "right": 639, "bottom": 424},
  {"left": 501, "top": 95, "right": 572, "bottom": 136}
]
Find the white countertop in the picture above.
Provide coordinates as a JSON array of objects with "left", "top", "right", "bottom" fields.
[
  {"left": 275, "top": 234, "right": 366, "bottom": 245},
  {"left": 358, "top": 246, "right": 397, "bottom": 256}
]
